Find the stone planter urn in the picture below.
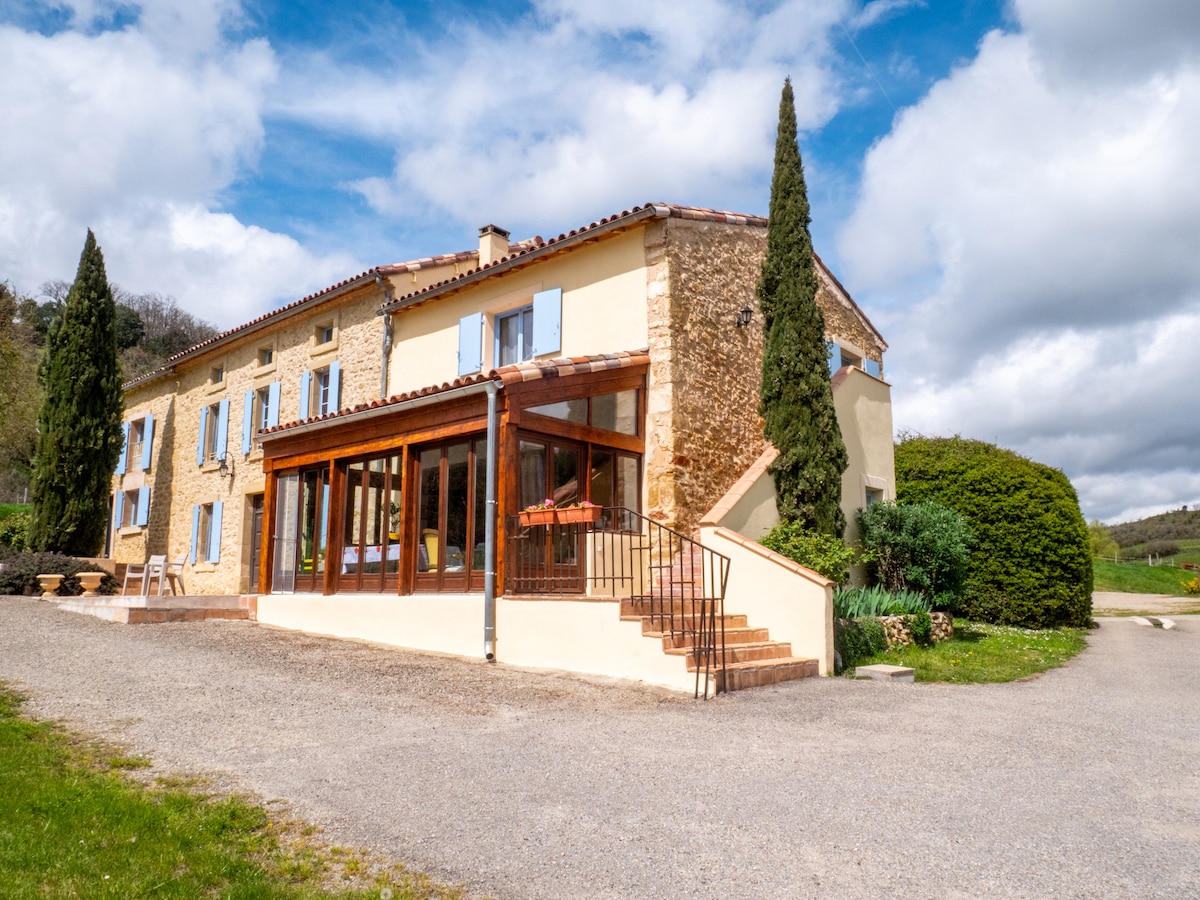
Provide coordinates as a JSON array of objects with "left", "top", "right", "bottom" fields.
[
  {"left": 37, "top": 574, "right": 64, "bottom": 599},
  {"left": 77, "top": 572, "right": 105, "bottom": 597}
]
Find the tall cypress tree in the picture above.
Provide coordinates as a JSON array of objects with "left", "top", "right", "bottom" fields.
[
  {"left": 30, "top": 230, "right": 124, "bottom": 555},
  {"left": 757, "top": 78, "right": 848, "bottom": 535}
]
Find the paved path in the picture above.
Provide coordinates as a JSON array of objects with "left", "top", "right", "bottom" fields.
[
  {"left": 1092, "top": 590, "right": 1200, "bottom": 615},
  {"left": 2, "top": 599, "right": 1198, "bottom": 899}
]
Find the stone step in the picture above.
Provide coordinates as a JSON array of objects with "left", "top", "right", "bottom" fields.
[
  {"left": 711, "top": 657, "right": 820, "bottom": 692},
  {"left": 625, "top": 613, "right": 748, "bottom": 635},
  {"left": 657, "top": 625, "right": 772, "bottom": 650},
  {"left": 621, "top": 597, "right": 721, "bottom": 616},
  {"left": 57, "top": 601, "right": 250, "bottom": 624},
  {"left": 666, "top": 640, "right": 795, "bottom": 667}
]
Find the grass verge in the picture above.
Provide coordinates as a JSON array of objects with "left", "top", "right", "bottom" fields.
[
  {"left": 850, "top": 620, "right": 1088, "bottom": 683},
  {"left": 0, "top": 684, "right": 464, "bottom": 899},
  {"left": 1093, "top": 559, "right": 1199, "bottom": 596}
]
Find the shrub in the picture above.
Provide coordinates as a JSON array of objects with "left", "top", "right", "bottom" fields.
[
  {"left": 0, "top": 511, "right": 29, "bottom": 551},
  {"left": 895, "top": 436, "right": 1093, "bottom": 628},
  {"left": 0, "top": 549, "right": 118, "bottom": 596},
  {"left": 1183, "top": 577, "right": 1199, "bottom": 596},
  {"left": 857, "top": 500, "right": 972, "bottom": 606},
  {"left": 907, "top": 610, "right": 933, "bottom": 646},
  {"left": 760, "top": 522, "right": 859, "bottom": 583},
  {"left": 833, "top": 585, "right": 930, "bottom": 619},
  {"left": 834, "top": 616, "right": 887, "bottom": 672}
]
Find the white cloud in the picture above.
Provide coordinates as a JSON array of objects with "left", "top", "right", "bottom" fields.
[
  {"left": 0, "top": 9, "right": 360, "bottom": 328},
  {"left": 839, "top": 3, "right": 1200, "bottom": 520},
  {"left": 274, "top": 0, "right": 848, "bottom": 232}
]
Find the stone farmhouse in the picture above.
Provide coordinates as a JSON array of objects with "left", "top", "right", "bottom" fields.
[{"left": 110, "top": 202, "right": 894, "bottom": 694}]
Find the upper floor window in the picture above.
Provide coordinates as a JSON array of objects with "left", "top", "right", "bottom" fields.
[
  {"left": 114, "top": 486, "right": 150, "bottom": 530},
  {"left": 197, "top": 399, "right": 229, "bottom": 466},
  {"left": 210, "top": 364, "right": 224, "bottom": 384},
  {"left": 496, "top": 305, "right": 533, "bottom": 367},
  {"left": 299, "top": 363, "right": 340, "bottom": 420},
  {"left": 115, "top": 413, "right": 155, "bottom": 475},
  {"left": 258, "top": 346, "right": 274, "bottom": 366},
  {"left": 243, "top": 382, "right": 282, "bottom": 454},
  {"left": 457, "top": 287, "right": 562, "bottom": 376}
]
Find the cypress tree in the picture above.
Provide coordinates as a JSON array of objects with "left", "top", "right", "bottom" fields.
[
  {"left": 757, "top": 78, "right": 848, "bottom": 535},
  {"left": 30, "top": 230, "right": 124, "bottom": 555}
]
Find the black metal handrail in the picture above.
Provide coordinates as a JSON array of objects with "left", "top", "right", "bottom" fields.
[{"left": 504, "top": 506, "right": 729, "bottom": 698}]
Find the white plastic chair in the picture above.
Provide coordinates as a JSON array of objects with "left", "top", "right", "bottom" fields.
[
  {"left": 123, "top": 554, "right": 166, "bottom": 596},
  {"left": 163, "top": 553, "right": 187, "bottom": 596}
]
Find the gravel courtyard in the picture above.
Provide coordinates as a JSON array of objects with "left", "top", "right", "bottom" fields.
[{"left": 2, "top": 598, "right": 1197, "bottom": 899}]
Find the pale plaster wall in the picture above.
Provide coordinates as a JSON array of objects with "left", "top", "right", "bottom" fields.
[
  {"left": 386, "top": 229, "right": 649, "bottom": 395},
  {"left": 833, "top": 367, "right": 896, "bottom": 553},
  {"left": 700, "top": 525, "right": 834, "bottom": 675},
  {"left": 255, "top": 592, "right": 698, "bottom": 692},
  {"left": 497, "top": 597, "right": 697, "bottom": 692}
]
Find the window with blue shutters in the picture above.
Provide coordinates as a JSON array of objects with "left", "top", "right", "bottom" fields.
[
  {"left": 458, "top": 312, "right": 484, "bottom": 375},
  {"left": 531, "top": 288, "right": 561, "bottom": 357},
  {"left": 116, "top": 423, "right": 130, "bottom": 475},
  {"left": 198, "top": 401, "right": 229, "bottom": 464},
  {"left": 191, "top": 501, "right": 223, "bottom": 564}
]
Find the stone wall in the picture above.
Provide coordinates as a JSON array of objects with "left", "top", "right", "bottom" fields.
[
  {"left": 645, "top": 217, "right": 887, "bottom": 536},
  {"left": 115, "top": 280, "right": 389, "bottom": 595},
  {"left": 879, "top": 612, "right": 954, "bottom": 647},
  {"left": 645, "top": 218, "right": 768, "bottom": 534}
]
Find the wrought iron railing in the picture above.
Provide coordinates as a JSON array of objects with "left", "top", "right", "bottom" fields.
[{"left": 504, "top": 506, "right": 729, "bottom": 698}]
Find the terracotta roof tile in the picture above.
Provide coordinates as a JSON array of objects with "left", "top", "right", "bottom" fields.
[{"left": 380, "top": 202, "right": 769, "bottom": 313}]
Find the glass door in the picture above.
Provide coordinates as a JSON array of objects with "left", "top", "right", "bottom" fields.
[
  {"left": 515, "top": 436, "right": 585, "bottom": 592},
  {"left": 294, "top": 467, "right": 330, "bottom": 592},
  {"left": 414, "top": 438, "right": 487, "bottom": 592},
  {"left": 339, "top": 454, "right": 401, "bottom": 592}
]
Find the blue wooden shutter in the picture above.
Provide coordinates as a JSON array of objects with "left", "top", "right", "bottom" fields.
[
  {"left": 136, "top": 486, "right": 150, "bottom": 526},
  {"left": 208, "top": 501, "right": 223, "bottom": 563},
  {"left": 531, "top": 288, "right": 562, "bottom": 357},
  {"left": 197, "top": 407, "right": 208, "bottom": 465},
  {"left": 827, "top": 341, "right": 841, "bottom": 379},
  {"left": 116, "top": 423, "right": 129, "bottom": 475},
  {"left": 215, "top": 399, "right": 229, "bottom": 461},
  {"left": 242, "top": 390, "right": 254, "bottom": 454},
  {"left": 458, "top": 313, "right": 483, "bottom": 375},
  {"left": 299, "top": 370, "right": 311, "bottom": 419},
  {"left": 190, "top": 505, "right": 200, "bottom": 564},
  {"left": 113, "top": 492, "right": 124, "bottom": 529},
  {"left": 140, "top": 414, "right": 154, "bottom": 471},
  {"left": 865, "top": 358, "right": 881, "bottom": 379},
  {"left": 267, "top": 381, "right": 281, "bottom": 427},
  {"left": 329, "top": 361, "right": 341, "bottom": 412}
]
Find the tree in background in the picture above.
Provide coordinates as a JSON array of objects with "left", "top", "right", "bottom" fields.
[
  {"left": 757, "top": 78, "right": 847, "bottom": 535},
  {"left": 1088, "top": 520, "right": 1119, "bottom": 559},
  {"left": 29, "top": 231, "right": 124, "bottom": 555},
  {"left": 895, "top": 436, "right": 1093, "bottom": 628},
  {"left": 0, "top": 283, "right": 42, "bottom": 502}
]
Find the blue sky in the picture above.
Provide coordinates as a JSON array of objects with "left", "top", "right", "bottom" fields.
[{"left": 2, "top": 0, "right": 1199, "bottom": 525}]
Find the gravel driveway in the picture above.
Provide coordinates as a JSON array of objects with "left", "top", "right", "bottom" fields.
[{"left": 2, "top": 598, "right": 1197, "bottom": 899}]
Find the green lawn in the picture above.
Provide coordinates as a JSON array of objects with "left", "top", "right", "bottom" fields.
[
  {"left": 0, "top": 503, "right": 28, "bottom": 522},
  {"left": 0, "top": 686, "right": 462, "bottom": 899},
  {"left": 851, "top": 620, "right": 1088, "bottom": 683},
  {"left": 1093, "top": 559, "right": 1199, "bottom": 596}
]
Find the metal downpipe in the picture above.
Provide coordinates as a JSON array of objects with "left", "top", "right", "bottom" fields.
[
  {"left": 376, "top": 273, "right": 394, "bottom": 399},
  {"left": 483, "top": 381, "right": 498, "bottom": 661}
]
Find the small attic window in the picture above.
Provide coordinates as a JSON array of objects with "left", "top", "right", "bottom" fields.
[
  {"left": 258, "top": 346, "right": 274, "bottom": 366},
  {"left": 316, "top": 323, "right": 334, "bottom": 344},
  {"left": 210, "top": 365, "right": 224, "bottom": 384}
]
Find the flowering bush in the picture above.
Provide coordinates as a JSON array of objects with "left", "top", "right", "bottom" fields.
[{"left": 1183, "top": 576, "right": 1199, "bottom": 595}]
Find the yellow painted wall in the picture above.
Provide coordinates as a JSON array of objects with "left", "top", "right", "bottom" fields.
[
  {"left": 833, "top": 368, "right": 896, "bottom": 552},
  {"left": 387, "top": 230, "right": 649, "bottom": 394}
]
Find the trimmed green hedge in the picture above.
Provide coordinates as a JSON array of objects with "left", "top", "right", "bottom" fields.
[{"left": 895, "top": 436, "right": 1093, "bottom": 628}]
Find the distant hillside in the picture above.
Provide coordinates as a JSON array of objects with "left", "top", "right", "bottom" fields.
[{"left": 1108, "top": 508, "right": 1200, "bottom": 548}]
